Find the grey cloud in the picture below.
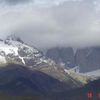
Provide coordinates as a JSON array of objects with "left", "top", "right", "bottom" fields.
[
  {"left": 0, "top": 0, "right": 33, "bottom": 5},
  {"left": 0, "top": 0, "right": 100, "bottom": 49}
]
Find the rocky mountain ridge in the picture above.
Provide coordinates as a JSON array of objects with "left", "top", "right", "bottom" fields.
[
  {"left": 0, "top": 35, "right": 99, "bottom": 100},
  {"left": 46, "top": 47, "right": 100, "bottom": 72},
  {"left": 0, "top": 35, "right": 55, "bottom": 68},
  {"left": 0, "top": 35, "right": 89, "bottom": 86}
]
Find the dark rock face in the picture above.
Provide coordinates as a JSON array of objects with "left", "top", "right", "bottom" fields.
[
  {"left": 6, "top": 35, "right": 24, "bottom": 44},
  {"left": 46, "top": 47, "right": 100, "bottom": 72},
  {"left": 24, "top": 58, "right": 36, "bottom": 66},
  {"left": 46, "top": 47, "right": 75, "bottom": 68},
  {"left": 75, "top": 47, "right": 100, "bottom": 72}
]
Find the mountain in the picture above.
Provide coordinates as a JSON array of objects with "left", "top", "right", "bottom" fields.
[
  {"left": 46, "top": 47, "right": 75, "bottom": 68},
  {"left": 0, "top": 35, "right": 99, "bottom": 100},
  {"left": 0, "top": 64, "right": 84, "bottom": 100},
  {"left": 0, "top": 64, "right": 99, "bottom": 100},
  {"left": 0, "top": 35, "right": 86, "bottom": 88},
  {"left": 75, "top": 47, "right": 100, "bottom": 72},
  {"left": 0, "top": 64, "right": 68, "bottom": 96},
  {"left": 0, "top": 35, "right": 47, "bottom": 67},
  {"left": 46, "top": 47, "right": 100, "bottom": 73}
]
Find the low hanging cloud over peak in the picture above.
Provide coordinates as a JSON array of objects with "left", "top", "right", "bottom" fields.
[{"left": 0, "top": 0, "right": 100, "bottom": 49}]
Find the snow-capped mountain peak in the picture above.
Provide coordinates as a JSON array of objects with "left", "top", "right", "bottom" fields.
[{"left": 0, "top": 35, "right": 52, "bottom": 67}]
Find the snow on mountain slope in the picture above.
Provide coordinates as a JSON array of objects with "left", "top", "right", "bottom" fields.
[
  {"left": 0, "top": 42, "right": 18, "bottom": 56},
  {"left": 0, "top": 35, "right": 53, "bottom": 67},
  {"left": 84, "top": 69, "right": 100, "bottom": 77}
]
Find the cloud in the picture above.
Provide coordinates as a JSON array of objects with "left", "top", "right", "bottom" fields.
[
  {"left": 0, "top": 0, "right": 33, "bottom": 5},
  {"left": 0, "top": 0, "right": 100, "bottom": 49}
]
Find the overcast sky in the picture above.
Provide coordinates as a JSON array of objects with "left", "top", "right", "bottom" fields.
[{"left": 0, "top": 0, "right": 100, "bottom": 49}]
